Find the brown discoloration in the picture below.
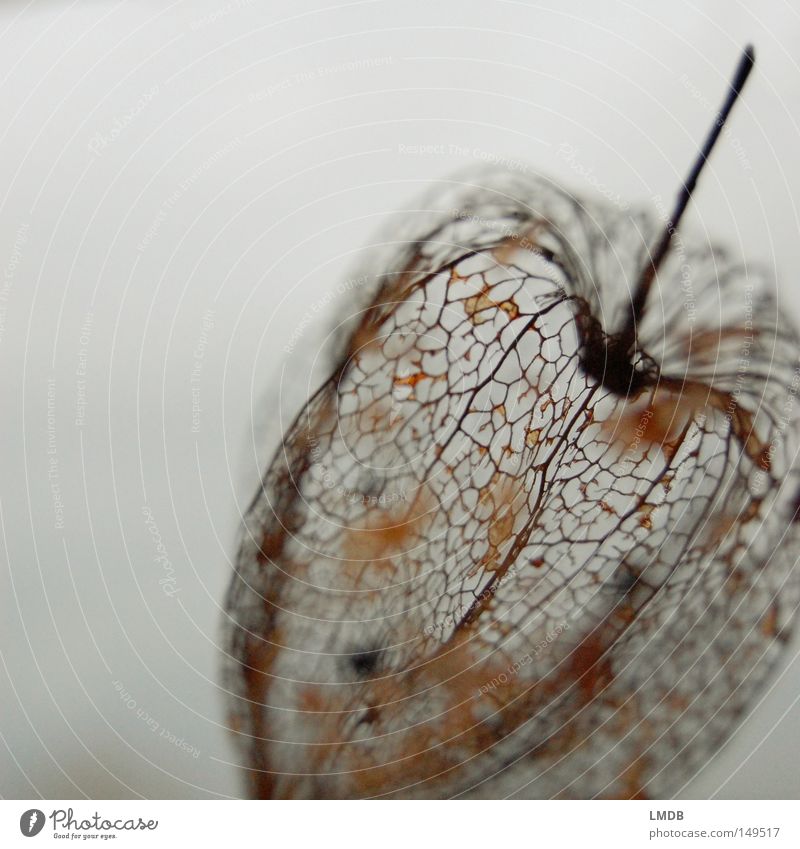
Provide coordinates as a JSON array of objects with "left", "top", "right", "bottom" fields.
[
  {"left": 334, "top": 637, "right": 512, "bottom": 797},
  {"left": 487, "top": 509, "right": 515, "bottom": 551},
  {"left": 348, "top": 321, "right": 382, "bottom": 357},
  {"left": 659, "top": 377, "right": 771, "bottom": 468},
  {"left": 243, "top": 633, "right": 280, "bottom": 706},
  {"left": 725, "top": 569, "right": 748, "bottom": 598},
  {"left": 760, "top": 604, "right": 780, "bottom": 639},
  {"left": 241, "top": 631, "right": 281, "bottom": 799},
  {"left": 475, "top": 473, "right": 527, "bottom": 573},
  {"left": 490, "top": 221, "right": 546, "bottom": 265},
  {"left": 638, "top": 503, "right": 656, "bottom": 530},
  {"left": 345, "top": 251, "right": 428, "bottom": 361},
  {"left": 526, "top": 428, "right": 541, "bottom": 447},
  {"left": 254, "top": 531, "right": 283, "bottom": 566},
  {"left": 346, "top": 310, "right": 392, "bottom": 365},
  {"left": 683, "top": 326, "right": 759, "bottom": 364},
  {"left": 605, "top": 376, "right": 769, "bottom": 472},
  {"left": 261, "top": 568, "right": 655, "bottom": 799},
  {"left": 393, "top": 371, "right": 428, "bottom": 388},
  {"left": 337, "top": 558, "right": 397, "bottom": 590},
  {"left": 464, "top": 283, "right": 520, "bottom": 325},
  {"left": 620, "top": 756, "right": 650, "bottom": 800},
  {"left": 704, "top": 498, "right": 763, "bottom": 553},
  {"left": 228, "top": 136, "right": 798, "bottom": 803},
  {"left": 448, "top": 266, "right": 466, "bottom": 286},
  {"left": 567, "top": 631, "right": 616, "bottom": 702},
  {"left": 341, "top": 491, "right": 433, "bottom": 562},
  {"left": 606, "top": 386, "right": 701, "bottom": 452}
]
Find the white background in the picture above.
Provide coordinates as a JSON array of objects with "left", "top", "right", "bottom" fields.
[
  {"left": 2, "top": 800, "right": 798, "bottom": 846},
  {"left": 1, "top": 0, "right": 799, "bottom": 799}
]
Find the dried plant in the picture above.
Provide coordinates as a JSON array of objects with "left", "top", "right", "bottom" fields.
[{"left": 224, "top": 47, "right": 800, "bottom": 798}]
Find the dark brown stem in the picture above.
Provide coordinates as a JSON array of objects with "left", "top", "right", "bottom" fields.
[{"left": 621, "top": 45, "right": 756, "bottom": 352}]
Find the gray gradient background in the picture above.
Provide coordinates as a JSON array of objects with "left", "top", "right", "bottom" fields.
[{"left": 1, "top": 0, "right": 799, "bottom": 799}]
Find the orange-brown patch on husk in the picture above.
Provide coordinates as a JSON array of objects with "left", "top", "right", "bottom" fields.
[
  {"left": 490, "top": 221, "right": 546, "bottom": 265},
  {"left": 341, "top": 490, "right": 434, "bottom": 562},
  {"left": 475, "top": 473, "right": 527, "bottom": 573},
  {"left": 241, "top": 630, "right": 282, "bottom": 798},
  {"left": 464, "top": 283, "right": 520, "bottom": 325},
  {"left": 683, "top": 326, "right": 759, "bottom": 365}
]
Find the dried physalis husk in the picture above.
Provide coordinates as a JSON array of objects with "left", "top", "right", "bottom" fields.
[{"left": 224, "top": 47, "right": 800, "bottom": 798}]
